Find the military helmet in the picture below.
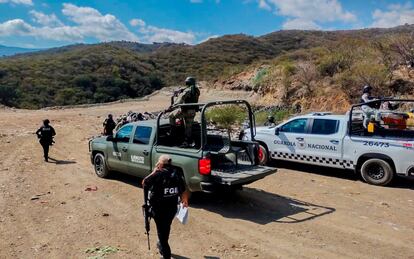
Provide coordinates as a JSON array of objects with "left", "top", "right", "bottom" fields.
[
  {"left": 267, "top": 116, "right": 275, "bottom": 122},
  {"left": 363, "top": 85, "right": 372, "bottom": 93},
  {"left": 185, "top": 77, "right": 196, "bottom": 86}
]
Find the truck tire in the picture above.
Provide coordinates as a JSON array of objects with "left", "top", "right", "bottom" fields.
[
  {"left": 258, "top": 144, "right": 268, "bottom": 166},
  {"left": 360, "top": 158, "right": 394, "bottom": 186},
  {"left": 93, "top": 153, "right": 110, "bottom": 178}
]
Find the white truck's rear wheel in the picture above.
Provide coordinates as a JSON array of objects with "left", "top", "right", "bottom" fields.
[
  {"left": 258, "top": 144, "right": 268, "bottom": 166},
  {"left": 360, "top": 158, "right": 394, "bottom": 186},
  {"left": 94, "top": 153, "right": 110, "bottom": 178}
]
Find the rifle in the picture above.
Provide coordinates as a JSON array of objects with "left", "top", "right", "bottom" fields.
[
  {"left": 170, "top": 87, "right": 186, "bottom": 106},
  {"left": 142, "top": 187, "right": 151, "bottom": 250}
]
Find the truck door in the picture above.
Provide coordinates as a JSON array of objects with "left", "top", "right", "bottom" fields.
[
  {"left": 107, "top": 125, "right": 133, "bottom": 172},
  {"left": 306, "top": 118, "right": 344, "bottom": 168},
  {"left": 127, "top": 125, "right": 153, "bottom": 177},
  {"left": 270, "top": 118, "right": 310, "bottom": 161}
]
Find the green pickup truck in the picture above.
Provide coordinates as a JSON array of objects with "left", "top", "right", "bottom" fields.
[{"left": 89, "top": 100, "right": 276, "bottom": 193}]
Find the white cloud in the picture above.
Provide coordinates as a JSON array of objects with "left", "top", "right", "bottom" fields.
[
  {"left": 130, "top": 17, "right": 196, "bottom": 44},
  {"left": 0, "top": 4, "right": 139, "bottom": 42},
  {"left": 61, "top": 3, "right": 139, "bottom": 42},
  {"left": 198, "top": 34, "right": 219, "bottom": 43},
  {"left": 0, "top": 0, "right": 33, "bottom": 6},
  {"left": 129, "top": 18, "right": 146, "bottom": 27},
  {"left": 30, "top": 10, "right": 64, "bottom": 27},
  {"left": 0, "top": 4, "right": 201, "bottom": 45},
  {"left": 140, "top": 25, "right": 196, "bottom": 44},
  {"left": 258, "top": 0, "right": 271, "bottom": 11},
  {"left": 283, "top": 18, "right": 320, "bottom": 30},
  {"left": 258, "top": 0, "right": 356, "bottom": 29},
  {"left": 0, "top": 19, "right": 33, "bottom": 36},
  {"left": 371, "top": 2, "right": 414, "bottom": 28}
]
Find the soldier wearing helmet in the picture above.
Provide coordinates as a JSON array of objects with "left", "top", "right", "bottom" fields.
[
  {"left": 264, "top": 115, "right": 276, "bottom": 127},
  {"left": 360, "top": 85, "right": 378, "bottom": 128},
  {"left": 169, "top": 77, "right": 200, "bottom": 147}
]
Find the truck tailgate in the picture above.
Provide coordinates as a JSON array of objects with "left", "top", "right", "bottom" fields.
[{"left": 211, "top": 165, "right": 276, "bottom": 186}]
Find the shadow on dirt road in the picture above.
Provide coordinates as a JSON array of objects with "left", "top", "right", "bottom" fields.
[
  {"left": 273, "top": 160, "right": 414, "bottom": 190},
  {"left": 191, "top": 187, "right": 335, "bottom": 225},
  {"left": 108, "top": 173, "right": 335, "bottom": 225},
  {"left": 47, "top": 157, "right": 77, "bottom": 165}
]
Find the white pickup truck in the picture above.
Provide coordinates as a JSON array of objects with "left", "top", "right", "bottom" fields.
[{"left": 244, "top": 100, "right": 414, "bottom": 186}]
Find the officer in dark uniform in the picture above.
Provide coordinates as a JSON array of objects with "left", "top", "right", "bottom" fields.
[
  {"left": 103, "top": 114, "right": 116, "bottom": 136},
  {"left": 36, "top": 119, "right": 56, "bottom": 162},
  {"left": 142, "top": 155, "right": 189, "bottom": 259},
  {"left": 264, "top": 115, "right": 276, "bottom": 126}
]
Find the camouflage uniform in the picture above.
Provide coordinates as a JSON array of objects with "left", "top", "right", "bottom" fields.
[{"left": 169, "top": 85, "right": 200, "bottom": 143}]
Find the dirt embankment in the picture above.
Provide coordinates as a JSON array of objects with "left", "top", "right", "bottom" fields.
[
  {"left": 0, "top": 89, "right": 413, "bottom": 259},
  {"left": 213, "top": 65, "right": 414, "bottom": 113}
]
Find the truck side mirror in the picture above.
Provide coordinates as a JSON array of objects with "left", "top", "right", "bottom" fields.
[{"left": 275, "top": 127, "right": 280, "bottom": 135}]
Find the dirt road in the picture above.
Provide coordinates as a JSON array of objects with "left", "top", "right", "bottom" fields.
[{"left": 1, "top": 89, "right": 413, "bottom": 259}]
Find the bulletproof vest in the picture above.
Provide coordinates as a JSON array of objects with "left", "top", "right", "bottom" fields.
[
  {"left": 186, "top": 86, "right": 200, "bottom": 104},
  {"left": 361, "top": 97, "right": 377, "bottom": 108},
  {"left": 41, "top": 126, "right": 53, "bottom": 140},
  {"left": 148, "top": 168, "right": 181, "bottom": 205}
]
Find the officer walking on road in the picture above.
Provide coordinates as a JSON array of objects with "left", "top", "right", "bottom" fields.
[
  {"left": 36, "top": 119, "right": 56, "bottom": 162},
  {"left": 169, "top": 77, "right": 200, "bottom": 147},
  {"left": 142, "top": 155, "right": 189, "bottom": 259},
  {"left": 103, "top": 114, "right": 116, "bottom": 136}
]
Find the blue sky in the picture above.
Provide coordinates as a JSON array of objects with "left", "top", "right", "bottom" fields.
[{"left": 0, "top": 0, "right": 413, "bottom": 48}]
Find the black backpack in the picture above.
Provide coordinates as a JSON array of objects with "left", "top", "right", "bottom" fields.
[{"left": 148, "top": 168, "right": 182, "bottom": 205}]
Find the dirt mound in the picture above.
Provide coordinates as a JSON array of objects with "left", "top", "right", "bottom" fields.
[{"left": 214, "top": 65, "right": 414, "bottom": 112}]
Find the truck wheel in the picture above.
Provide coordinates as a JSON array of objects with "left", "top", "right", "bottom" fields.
[
  {"left": 94, "top": 153, "right": 110, "bottom": 178},
  {"left": 258, "top": 144, "right": 268, "bottom": 166},
  {"left": 360, "top": 158, "right": 394, "bottom": 186}
]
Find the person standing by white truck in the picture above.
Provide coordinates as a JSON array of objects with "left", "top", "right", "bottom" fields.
[{"left": 244, "top": 99, "right": 414, "bottom": 186}]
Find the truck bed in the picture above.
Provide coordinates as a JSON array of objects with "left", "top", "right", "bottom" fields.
[{"left": 211, "top": 164, "right": 276, "bottom": 186}]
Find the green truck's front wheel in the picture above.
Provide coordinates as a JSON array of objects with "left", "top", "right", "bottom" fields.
[{"left": 94, "top": 153, "right": 111, "bottom": 178}]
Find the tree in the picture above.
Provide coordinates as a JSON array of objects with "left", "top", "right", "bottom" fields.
[
  {"left": 296, "top": 61, "right": 319, "bottom": 96},
  {"left": 0, "top": 85, "right": 18, "bottom": 106},
  {"left": 205, "top": 105, "right": 246, "bottom": 138},
  {"left": 389, "top": 34, "right": 414, "bottom": 67}
]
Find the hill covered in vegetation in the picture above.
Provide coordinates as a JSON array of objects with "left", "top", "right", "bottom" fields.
[{"left": 1, "top": 25, "right": 414, "bottom": 109}]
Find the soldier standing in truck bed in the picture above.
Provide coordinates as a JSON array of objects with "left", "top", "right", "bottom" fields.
[{"left": 169, "top": 77, "right": 200, "bottom": 147}]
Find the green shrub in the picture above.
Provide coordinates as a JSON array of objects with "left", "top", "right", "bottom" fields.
[
  {"left": 251, "top": 67, "right": 268, "bottom": 88},
  {"left": 255, "top": 109, "right": 293, "bottom": 126},
  {"left": 205, "top": 105, "right": 246, "bottom": 134}
]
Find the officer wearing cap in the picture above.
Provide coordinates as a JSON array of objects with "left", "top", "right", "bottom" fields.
[
  {"left": 142, "top": 155, "right": 189, "bottom": 259},
  {"left": 169, "top": 77, "right": 200, "bottom": 147}
]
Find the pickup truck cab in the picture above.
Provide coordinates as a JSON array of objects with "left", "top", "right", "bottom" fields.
[
  {"left": 89, "top": 100, "right": 276, "bottom": 192},
  {"left": 246, "top": 99, "right": 414, "bottom": 186}
]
